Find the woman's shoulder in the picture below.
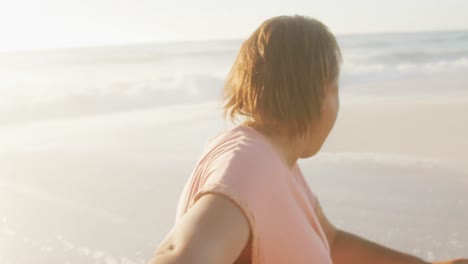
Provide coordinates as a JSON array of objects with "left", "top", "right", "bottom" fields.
[
  {"left": 197, "top": 124, "right": 283, "bottom": 186},
  {"left": 202, "top": 125, "right": 278, "bottom": 166}
]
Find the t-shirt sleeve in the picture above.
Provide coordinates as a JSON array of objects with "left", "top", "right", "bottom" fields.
[{"left": 189, "top": 151, "right": 267, "bottom": 264}]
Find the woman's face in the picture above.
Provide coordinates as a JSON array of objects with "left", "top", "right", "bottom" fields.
[{"left": 299, "top": 81, "right": 340, "bottom": 158}]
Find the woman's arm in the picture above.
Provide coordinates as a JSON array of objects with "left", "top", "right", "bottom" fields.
[
  {"left": 148, "top": 193, "right": 250, "bottom": 264},
  {"left": 331, "top": 229, "right": 427, "bottom": 264},
  {"left": 316, "top": 204, "right": 467, "bottom": 264}
]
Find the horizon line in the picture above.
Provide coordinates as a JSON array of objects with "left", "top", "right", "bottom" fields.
[{"left": 1, "top": 27, "right": 467, "bottom": 55}]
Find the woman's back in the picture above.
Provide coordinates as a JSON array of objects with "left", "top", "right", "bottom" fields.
[{"left": 174, "top": 124, "right": 332, "bottom": 264}]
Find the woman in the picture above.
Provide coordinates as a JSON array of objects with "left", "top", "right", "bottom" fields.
[{"left": 150, "top": 15, "right": 467, "bottom": 264}]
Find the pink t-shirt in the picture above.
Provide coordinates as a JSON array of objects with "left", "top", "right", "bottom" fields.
[{"left": 175, "top": 124, "right": 332, "bottom": 264}]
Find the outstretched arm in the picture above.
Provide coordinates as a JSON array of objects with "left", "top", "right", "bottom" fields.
[
  {"left": 315, "top": 203, "right": 467, "bottom": 264},
  {"left": 149, "top": 193, "right": 250, "bottom": 264},
  {"left": 330, "top": 229, "right": 427, "bottom": 264}
]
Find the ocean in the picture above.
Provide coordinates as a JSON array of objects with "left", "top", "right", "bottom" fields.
[
  {"left": 1, "top": 30, "right": 468, "bottom": 126},
  {"left": 1, "top": 31, "right": 467, "bottom": 263}
]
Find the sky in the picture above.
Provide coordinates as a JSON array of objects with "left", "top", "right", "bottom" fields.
[{"left": 0, "top": 0, "right": 467, "bottom": 52}]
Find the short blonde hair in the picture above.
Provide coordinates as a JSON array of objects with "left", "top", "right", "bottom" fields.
[{"left": 222, "top": 15, "right": 342, "bottom": 139}]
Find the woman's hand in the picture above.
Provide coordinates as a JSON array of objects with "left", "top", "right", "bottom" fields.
[{"left": 432, "top": 258, "right": 468, "bottom": 264}]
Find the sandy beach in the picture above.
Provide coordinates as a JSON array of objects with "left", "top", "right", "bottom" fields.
[
  {"left": 1, "top": 70, "right": 467, "bottom": 263},
  {"left": 328, "top": 71, "right": 468, "bottom": 170}
]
